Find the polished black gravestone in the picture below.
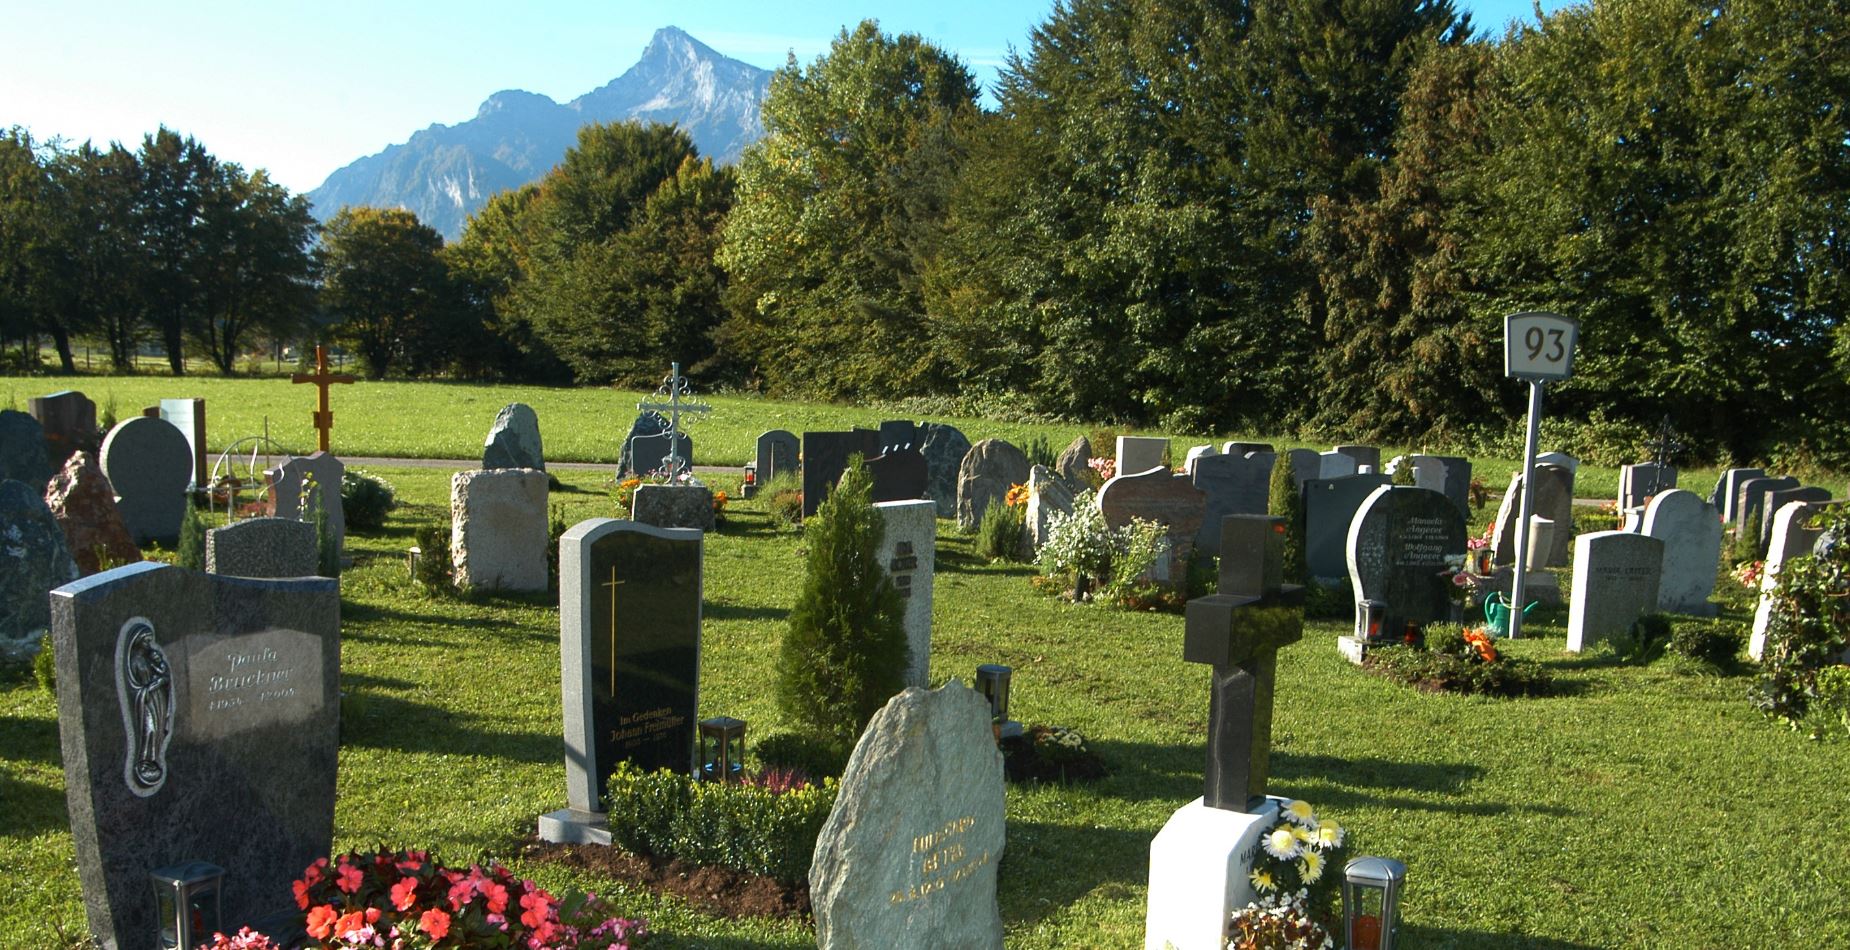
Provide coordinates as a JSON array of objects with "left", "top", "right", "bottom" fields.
[
  {"left": 1182, "top": 515, "right": 1304, "bottom": 811},
  {"left": 542, "top": 519, "right": 702, "bottom": 845},
  {"left": 756, "top": 429, "right": 800, "bottom": 486},
  {"left": 865, "top": 446, "right": 929, "bottom": 503},
  {"left": 802, "top": 429, "right": 882, "bottom": 518},
  {"left": 1346, "top": 485, "right": 1467, "bottom": 643},
  {"left": 877, "top": 419, "right": 918, "bottom": 451},
  {"left": 1301, "top": 474, "right": 1392, "bottom": 584},
  {"left": 28, "top": 389, "right": 98, "bottom": 468},
  {"left": 1192, "top": 451, "right": 1274, "bottom": 557},
  {"left": 51, "top": 562, "right": 340, "bottom": 950}
]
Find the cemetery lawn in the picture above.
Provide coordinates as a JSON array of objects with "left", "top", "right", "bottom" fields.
[{"left": 2, "top": 470, "right": 1843, "bottom": 946}]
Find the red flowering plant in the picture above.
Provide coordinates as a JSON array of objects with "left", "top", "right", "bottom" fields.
[{"left": 284, "top": 847, "right": 649, "bottom": 949}]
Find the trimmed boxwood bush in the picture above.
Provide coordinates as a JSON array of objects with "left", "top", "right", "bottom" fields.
[
  {"left": 604, "top": 762, "right": 837, "bottom": 883},
  {"left": 341, "top": 469, "right": 398, "bottom": 532}
]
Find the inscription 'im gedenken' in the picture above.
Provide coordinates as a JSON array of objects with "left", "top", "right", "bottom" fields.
[{"left": 205, "top": 646, "right": 298, "bottom": 712}]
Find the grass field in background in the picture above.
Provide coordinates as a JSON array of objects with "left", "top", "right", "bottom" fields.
[
  {"left": 0, "top": 372, "right": 1765, "bottom": 506},
  {"left": 3, "top": 464, "right": 1846, "bottom": 948}
]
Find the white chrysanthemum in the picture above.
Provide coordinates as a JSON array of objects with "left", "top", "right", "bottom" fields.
[
  {"left": 1317, "top": 821, "right": 1345, "bottom": 849},
  {"left": 1250, "top": 867, "right": 1276, "bottom": 893},
  {"left": 1284, "top": 800, "right": 1316, "bottom": 825},
  {"left": 1299, "top": 848, "right": 1325, "bottom": 883},
  {"left": 1263, "top": 825, "right": 1301, "bottom": 860}
]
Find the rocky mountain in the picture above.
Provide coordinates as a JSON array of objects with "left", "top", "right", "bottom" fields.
[{"left": 307, "top": 27, "right": 771, "bottom": 240}]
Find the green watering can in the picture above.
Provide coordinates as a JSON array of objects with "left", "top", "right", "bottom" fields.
[{"left": 1483, "top": 593, "right": 1536, "bottom": 638}]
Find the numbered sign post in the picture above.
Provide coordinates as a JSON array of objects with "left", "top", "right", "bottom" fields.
[{"left": 1503, "top": 312, "right": 1578, "bottom": 639}]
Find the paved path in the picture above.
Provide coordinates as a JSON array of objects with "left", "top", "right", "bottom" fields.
[{"left": 341, "top": 456, "right": 738, "bottom": 475}]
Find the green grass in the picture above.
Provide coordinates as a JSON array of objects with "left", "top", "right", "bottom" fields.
[
  {"left": 1, "top": 373, "right": 1749, "bottom": 504},
  {"left": 3, "top": 460, "right": 1846, "bottom": 949}
]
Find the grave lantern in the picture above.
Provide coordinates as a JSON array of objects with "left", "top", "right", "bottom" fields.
[
  {"left": 406, "top": 545, "right": 422, "bottom": 578},
  {"left": 151, "top": 860, "right": 224, "bottom": 950},
  {"left": 1354, "top": 600, "right": 1386, "bottom": 641},
  {"left": 974, "top": 664, "right": 1012, "bottom": 723},
  {"left": 698, "top": 716, "right": 746, "bottom": 782},
  {"left": 1342, "top": 855, "right": 1407, "bottom": 950}
]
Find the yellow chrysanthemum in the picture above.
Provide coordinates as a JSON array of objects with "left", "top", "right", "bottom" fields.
[
  {"left": 1290, "top": 824, "right": 1314, "bottom": 845},
  {"left": 1249, "top": 868, "right": 1276, "bottom": 893},
  {"left": 1263, "top": 826, "right": 1300, "bottom": 860},
  {"left": 1318, "top": 822, "right": 1345, "bottom": 849},
  {"left": 1284, "top": 800, "right": 1316, "bottom": 824},
  {"left": 1299, "top": 849, "right": 1325, "bottom": 883}
]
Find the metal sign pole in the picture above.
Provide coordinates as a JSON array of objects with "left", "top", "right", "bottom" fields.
[{"left": 1507, "top": 380, "right": 1544, "bottom": 640}]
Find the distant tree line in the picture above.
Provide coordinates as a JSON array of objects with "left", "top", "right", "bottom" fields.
[{"left": 3, "top": 1, "right": 1845, "bottom": 467}]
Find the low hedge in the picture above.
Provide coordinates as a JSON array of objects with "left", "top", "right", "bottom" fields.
[{"left": 605, "top": 762, "right": 837, "bottom": 884}]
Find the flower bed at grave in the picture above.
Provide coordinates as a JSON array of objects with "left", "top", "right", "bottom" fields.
[
  {"left": 1361, "top": 624, "right": 1555, "bottom": 698},
  {"left": 1001, "top": 725, "right": 1109, "bottom": 784},
  {"left": 1225, "top": 799, "right": 1348, "bottom": 950}
]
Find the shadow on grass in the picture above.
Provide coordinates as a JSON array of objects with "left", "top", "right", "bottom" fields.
[
  {"left": 342, "top": 601, "right": 557, "bottom": 645},
  {"left": 705, "top": 602, "right": 789, "bottom": 623},
  {"left": 1399, "top": 922, "right": 1606, "bottom": 949},
  {"left": 0, "top": 712, "right": 61, "bottom": 766},
  {"left": 998, "top": 819, "right": 1153, "bottom": 930},
  {"left": 338, "top": 688, "right": 557, "bottom": 765},
  {"left": 0, "top": 769, "right": 67, "bottom": 838}
]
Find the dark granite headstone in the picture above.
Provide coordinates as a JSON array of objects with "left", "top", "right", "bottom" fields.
[
  {"left": 865, "top": 446, "right": 929, "bottom": 503},
  {"left": 619, "top": 411, "right": 692, "bottom": 478},
  {"left": 1735, "top": 475, "right": 1799, "bottom": 532},
  {"left": 1301, "top": 474, "right": 1391, "bottom": 584},
  {"left": 756, "top": 429, "right": 800, "bottom": 486},
  {"left": 1, "top": 480, "right": 80, "bottom": 660},
  {"left": 878, "top": 419, "right": 918, "bottom": 452},
  {"left": 1411, "top": 455, "right": 1473, "bottom": 520},
  {"left": 1345, "top": 486, "right": 1467, "bottom": 642},
  {"left": 804, "top": 431, "right": 882, "bottom": 518},
  {"left": 51, "top": 562, "right": 339, "bottom": 950},
  {"left": 1759, "top": 485, "right": 1833, "bottom": 551},
  {"left": 1712, "top": 468, "right": 1764, "bottom": 523},
  {"left": 0, "top": 409, "right": 53, "bottom": 491},
  {"left": 1333, "top": 444, "right": 1381, "bottom": 473},
  {"left": 1192, "top": 451, "right": 1274, "bottom": 556},
  {"left": 98, "top": 416, "right": 194, "bottom": 547},
  {"left": 1618, "top": 462, "right": 1676, "bottom": 511},
  {"left": 205, "top": 517, "right": 318, "bottom": 578},
  {"left": 28, "top": 389, "right": 98, "bottom": 467},
  {"left": 919, "top": 423, "right": 973, "bottom": 519},
  {"left": 1223, "top": 442, "right": 1274, "bottom": 456}
]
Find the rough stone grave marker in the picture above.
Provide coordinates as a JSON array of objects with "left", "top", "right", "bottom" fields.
[
  {"left": 876, "top": 500, "right": 937, "bottom": 688},
  {"left": 1639, "top": 489, "right": 1721, "bottom": 616},
  {"left": 810, "top": 683, "right": 1005, "bottom": 950},
  {"left": 99, "top": 416, "right": 194, "bottom": 547},
  {"left": 28, "top": 389, "right": 98, "bottom": 468},
  {"left": 956, "top": 438, "right": 1030, "bottom": 531},
  {"left": 0, "top": 409, "right": 54, "bottom": 490},
  {"left": 919, "top": 423, "right": 973, "bottom": 519},
  {"left": 1300, "top": 474, "right": 1391, "bottom": 584},
  {"left": 52, "top": 561, "right": 339, "bottom": 950},
  {"left": 1192, "top": 451, "right": 1274, "bottom": 557},
  {"left": 1054, "top": 435, "right": 1092, "bottom": 488},
  {"left": 632, "top": 482, "right": 717, "bottom": 532},
  {"left": 451, "top": 469, "right": 550, "bottom": 591},
  {"left": 482, "top": 402, "right": 545, "bottom": 471},
  {"left": 1147, "top": 515, "right": 1303, "bottom": 950},
  {"left": 1344, "top": 486, "right": 1467, "bottom": 645},
  {"left": 1, "top": 480, "right": 79, "bottom": 661},
  {"left": 1099, "top": 465, "right": 1208, "bottom": 580},
  {"left": 1116, "top": 436, "right": 1168, "bottom": 477},
  {"left": 1566, "top": 531, "right": 1664, "bottom": 652},
  {"left": 45, "top": 450, "right": 140, "bottom": 576},
  {"left": 541, "top": 519, "right": 702, "bottom": 845},
  {"left": 206, "top": 517, "right": 318, "bottom": 579}
]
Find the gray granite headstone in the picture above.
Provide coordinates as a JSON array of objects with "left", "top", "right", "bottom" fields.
[
  {"left": 866, "top": 446, "right": 929, "bottom": 503},
  {"left": 1759, "top": 485, "right": 1831, "bottom": 551},
  {"left": 1491, "top": 463, "right": 1574, "bottom": 567},
  {"left": 1566, "top": 531, "right": 1664, "bottom": 652},
  {"left": 876, "top": 500, "right": 937, "bottom": 688},
  {"left": 1182, "top": 444, "right": 1219, "bottom": 476},
  {"left": 1026, "top": 464, "right": 1075, "bottom": 550},
  {"left": 631, "top": 482, "right": 717, "bottom": 532},
  {"left": 1749, "top": 501, "right": 1830, "bottom": 660},
  {"left": 1, "top": 479, "right": 80, "bottom": 660},
  {"left": 451, "top": 468, "right": 551, "bottom": 591},
  {"left": 619, "top": 411, "right": 692, "bottom": 478},
  {"left": 811, "top": 683, "right": 1005, "bottom": 950},
  {"left": 1098, "top": 465, "right": 1208, "bottom": 580},
  {"left": 0, "top": 409, "right": 53, "bottom": 491},
  {"left": 540, "top": 519, "right": 702, "bottom": 846},
  {"left": 1639, "top": 489, "right": 1721, "bottom": 616},
  {"left": 1618, "top": 462, "right": 1676, "bottom": 511},
  {"left": 756, "top": 429, "right": 800, "bottom": 486},
  {"left": 919, "top": 423, "right": 972, "bottom": 519},
  {"left": 1317, "top": 451, "right": 1357, "bottom": 479},
  {"left": 1223, "top": 441, "right": 1274, "bottom": 456},
  {"left": 1734, "top": 475, "right": 1798, "bottom": 533},
  {"left": 482, "top": 402, "right": 545, "bottom": 471},
  {"left": 28, "top": 389, "right": 98, "bottom": 467},
  {"left": 1411, "top": 454, "right": 1473, "bottom": 519},
  {"left": 51, "top": 561, "right": 339, "bottom": 950},
  {"left": 1282, "top": 448, "right": 1320, "bottom": 494},
  {"left": 158, "top": 398, "right": 208, "bottom": 490},
  {"left": 1333, "top": 444, "right": 1380, "bottom": 473},
  {"left": 956, "top": 438, "right": 1031, "bottom": 531},
  {"left": 1192, "top": 451, "right": 1274, "bottom": 556},
  {"left": 1712, "top": 468, "right": 1764, "bottom": 523},
  {"left": 205, "top": 517, "right": 318, "bottom": 578},
  {"left": 267, "top": 452, "right": 346, "bottom": 563},
  {"left": 99, "top": 416, "right": 194, "bottom": 547},
  {"left": 1345, "top": 486, "right": 1467, "bottom": 642},
  {"left": 1300, "top": 474, "right": 1391, "bottom": 584},
  {"left": 1116, "top": 436, "right": 1168, "bottom": 477}
]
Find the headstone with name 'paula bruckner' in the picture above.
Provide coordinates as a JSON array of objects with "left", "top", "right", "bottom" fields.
[
  {"left": 810, "top": 682, "right": 1006, "bottom": 950},
  {"left": 541, "top": 519, "right": 702, "bottom": 846},
  {"left": 52, "top": 561, "right": 339, "bottom": 950}
]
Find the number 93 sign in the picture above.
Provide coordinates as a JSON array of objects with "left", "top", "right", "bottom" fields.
[{"left": 1504, "top": 311, "right": 1579, "bottom": 381}]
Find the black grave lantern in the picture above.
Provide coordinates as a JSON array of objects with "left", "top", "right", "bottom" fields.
[
  {"left": 974, "top": 664, "right": 1012, "bottom": 723},
  {"left": 1342, "top": 855, "right": 1407, "bottom": 950},
  {"left": 151, "top": 860, "right": 224, "bottom": 950},
  {"left": 1355, "top": 600, "right": 1387, "bottom": 641},
  {"left": 698, "top": 716, "right": 746, "bottom": 783}
]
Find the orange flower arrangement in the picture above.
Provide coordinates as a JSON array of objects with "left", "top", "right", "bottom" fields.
[
  {"left": 1004, "top": 482, "right": 1030, "bottom": 508},
  {"left": 1462, "top": 627, "right": 1499, "bottom": 664}
]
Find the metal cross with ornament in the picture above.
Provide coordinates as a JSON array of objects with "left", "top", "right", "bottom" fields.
[
  {"left": 1642, "top": 415, "right": 1683, "bottom": 497},
  {"left": 635, "top": 362, "right": 711, "bottom": 480}
]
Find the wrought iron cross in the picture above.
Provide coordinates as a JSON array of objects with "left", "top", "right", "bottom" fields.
[
  {"left": 1181, "top": 515, "right": 1305, "bottom": 812},
  {"left": 290, "top": 345, "right": 355, "bottom": 453},
  {"left": 636, "top": 362, "right": 711, "bottom": 479},
  {"left": 1643, "top": 415, "right": 1682, "bottom": 497}
]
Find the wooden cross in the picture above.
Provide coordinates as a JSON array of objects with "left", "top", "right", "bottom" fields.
[
  {"left": 1181, "top": 514, "right": 1304, "bottom": 812},
  {"left": 636, "top": 362, "right": 710, "bottom": 478},
  {"left": 291, "top": 345, "right": 355, "bottom": 453}
]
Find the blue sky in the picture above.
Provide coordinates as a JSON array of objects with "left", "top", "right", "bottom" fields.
[{"left": 4, "top": 0, "right": 1562, "bottom": 195}]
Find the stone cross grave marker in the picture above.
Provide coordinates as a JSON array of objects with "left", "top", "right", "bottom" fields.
[
  {"left": 635, "top": 362, "right": 710, "bottom": 480},
  {"left": 1639, "top": 489, "right": 1721, "bottom": 616},
  {"left": 290, "top": 345, "right": 355, "bottom": 453},
  {"left": 810, "top": 683, "right": 1006, "bottom": 950},
  {"left": 1345, "top": 486, "right": 1467, "bottom": 645},
  {"left": 541, "top": 519, "right": 702, "bottom": 845},
  {"left": 1566, "top": 531, "right": 1664, "bottom": 652},
  {"left": 99, "top": 416, "right": 194, "bottom": 547},
  {"left": 1148, "top": 515, "right": 1304, "bottom": 950},
  {"left": 876, "top": 500, "right": 937, "bottom": 688},
  {"left": 52, "top": 561, "right": 339, "bottom": 949}
]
